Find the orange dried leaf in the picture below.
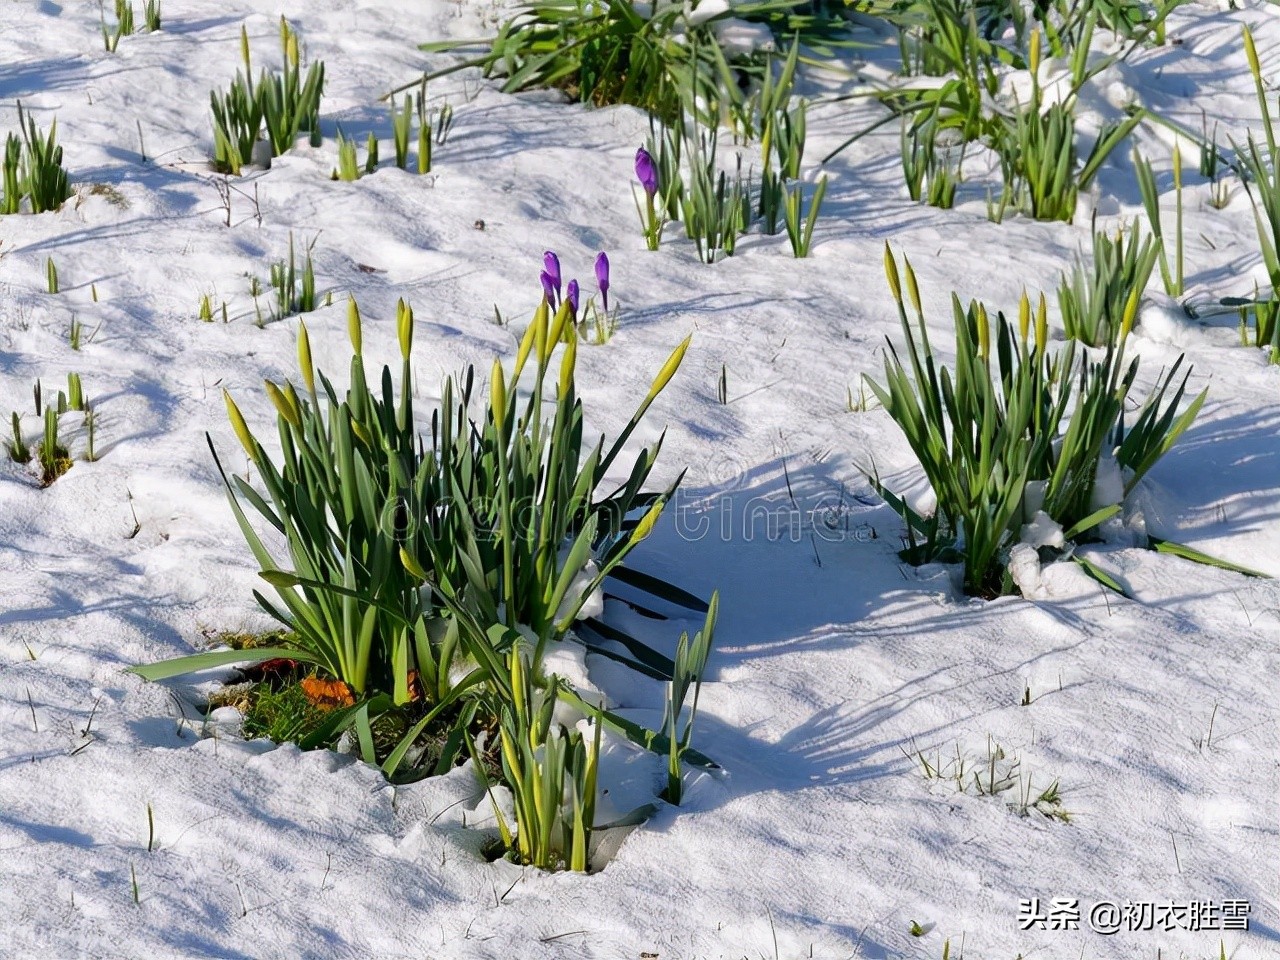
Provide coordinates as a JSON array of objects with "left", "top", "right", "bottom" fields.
[{"left": 300, "top": 675, "right": 355, "bottom": 710}]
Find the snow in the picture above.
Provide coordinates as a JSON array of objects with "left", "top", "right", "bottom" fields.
[{"left": 1, "top": 1, "right": 1278, "bottom": 958}]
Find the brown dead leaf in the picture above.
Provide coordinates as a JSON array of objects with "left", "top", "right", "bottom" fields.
[{"left": 300, "top": 675, "right": 355, "bottom": 710}]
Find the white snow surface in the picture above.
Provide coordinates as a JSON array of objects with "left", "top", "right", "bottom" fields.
[{"left": 1, "top": 2, "right": 1279, "bottom": 959}]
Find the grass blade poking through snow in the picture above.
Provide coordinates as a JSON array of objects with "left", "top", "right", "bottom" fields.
[
  {"left": 1, "top": 104, "right": 73, "bottom": 214},
  {"left": 261, "top": 18, "right": 325, "bottom": 156},
  {"left": 269, "top": 233, "right": 317, "bottom": 319},
  {"left": 783, "top": 175, "right": 827, "bottom": 258},
  {"left": 210, "top": 33, "right": 262, "bottom": 176},
  {"left": 1235, "top": 24, "right": 1280, "bottom": 358},
  {"left": 1057, "top": 222, "right": 1159, "bottom": 347},
  {"left": 334, "top": 129, "right": 360, "bottom": 181},
  {"left": 472, "top": 650, "right": 603, "bottom": 871},
  {"left": 1134, "top": 146, "right": 1184, "bottom": 297},
  {"left": 8, "top": 413, "right": 30, "bottom": 464},
  {"left": 38, "top": 408, "right": 71, "bottom": 485}
]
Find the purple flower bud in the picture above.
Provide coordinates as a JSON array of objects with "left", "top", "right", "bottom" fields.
[
  {"left": 594, "top": 252, "right": 610, "bottom": 312},
  {"left": 540, "top": 270, "right": 557, "bottom": 308},
  {"left": 566, "top": 279, "right": 580, "bottom": 318},
  {"left": 543, "top": 251, "right": 561, "bottom": 299},
  {"left": 635, "top": 147, "right": 658, "bottom": 198}
]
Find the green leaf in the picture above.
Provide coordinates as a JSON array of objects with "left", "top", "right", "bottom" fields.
[
  {"left": 1063, "top": 504, "right": 1121, "bottom": 540},
  {"left": 128, "top": 646, "right": 319, "bottom": 682},
  {"left": 558, "top": 686, "right": 718, "bottom": 770},
  {"left": 1072, "top": 554, "right": 1132, "bottom": 597},
  {"left": 1149, "top": 537, "right": 1272, "bottom": 578}
]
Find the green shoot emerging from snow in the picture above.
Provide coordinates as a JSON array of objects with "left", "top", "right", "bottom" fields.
[
  {"left": 867, "top": 247, "right": 1205, "bottom": 595},
  {"left": 1, "top": 103, "right": 72, "bottom": 214}
]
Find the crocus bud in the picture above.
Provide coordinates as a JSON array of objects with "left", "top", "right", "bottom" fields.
[
  {"left": 543, "top": 251, "right": 561, "bottom": 298},
  {"left": 595, "top": 252, "right": 610, "bottom": 312},
  {"left": 566, "top": 279, "right": 580, "bottom": 319},
  {"left": 635, "top": 146, "right": 658, "bottom": 197},
  {"left": 540, "top": 270, "right": 558, "bottom": 308}
]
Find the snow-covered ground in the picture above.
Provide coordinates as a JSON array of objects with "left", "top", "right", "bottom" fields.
[{"left": 1, "top": 1, "right": 1278, "bottom": 957}]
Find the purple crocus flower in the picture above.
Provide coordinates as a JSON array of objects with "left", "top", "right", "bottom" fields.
[
  {"left": 540, "top": 270, "right": 557, "bottom": 308},
  {"left": 566, "top": 279, "right": 580, "bottom": 319},
  {"left": 543, "top": 251, "right": 562, "bottom": 300},
  {"left": 634, "top": 147, "right": 658, "bottom": 198},
  {"left": 594, "top": 252, "right": 610, "bottom": 312}
]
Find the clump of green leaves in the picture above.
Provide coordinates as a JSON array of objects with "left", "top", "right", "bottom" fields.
[
  {"left": 261, "top": 17, "right": 325, "bottom": 156},
  {"left": 269, "top": 233, "right": 317, "bottom": 320},
  {"left": 829, "top": 0, "right": 1004, "bottom": 160},
  {"left": 143, "top": 0, "right": 161, "bottom": 33},
  {"left": 661, "top": 595, "right": 717, "bottom": 805},
  {"left": 754, "top": 43, "right": 826, "bottom": 255},
  {"left": 1239, "top": 297, "right": 1280, "bottom": 364},
  {"left": 476, "top": 651, "right": 602, "bottom": 871},
  {"left": 334, "top": 128, "right": 360, "bottom": 181},
  {"left": 1133, "top": 146, "right": 1184, "bottom": 297},
  {"left": 66, "top": 373, "right": 85, "bottom": 412},
  {"left": 1, "top": 103, "right": 73, "bottom": 215},
  {"left": 210, "top": 20, "right": 324, "bottom": 174},
  {"left": 647, "top": 114, "right": 684, "bottom": 224},
  {"left": 38, "top": 408, "right": 71, "bottom": 485},
  {"left": 210, "top": 39, "right": 264, "bottom": 176},
  {"left": 7, "top": 412, "right": 30, "bottom": 464},
  {"left": 991, "top": 31, "right": 1139, "bottom": 223},
  {"left": 1039, "top": 0, "right": 1178, "bottom": 49},
  {"left": 640, "top": 42, "right": 825, "bottom": 261},
  {"left": 1057, "top": 221, "right": 1159, "bottom": 346},
  {"left": 391, "top": 83, "right": 452, "bottom": 174},
  {"left": 414, "top": 0, "right": 844, "bottom": 127},
  {"left": 783, "top": 176, "right": 827, "bottom": 258},
  {"left": 241, "top": 678, "right": 334, "bottom": 745},
  {"left": 131, "top": 293, "right": 718, "bottom": 867},
  {"left": 1235, "top": 25, "right": 1280, "bottom": 362},
  {"left": 102, "top": 0, "right": 135, "bottom": 52},
  {"left": 866, "top": 247, "right": 1205, "bottom": 595},
  {"left": 901, "top": 118, "right": 964, "bottom": 209},
  {"left": 332, "top": 129, "right": 380, "bottom": 181},
  {"left": 391, "top": 92, "right": 414, "bottom": 171},
  {"left": 828, "top": 0, "right": 1171, "bottom": 174},
  {"left": 1173, "top": 26, "right": 1280, "bottom": 363},
  {"left": 84, "top": 407, "right": 98, "bottom": 462},
  {"left": 680, "top": 117, "right": 750, "bottom": 265}
]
